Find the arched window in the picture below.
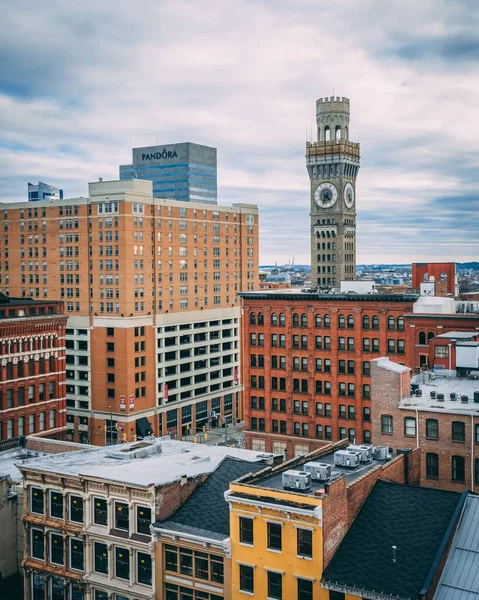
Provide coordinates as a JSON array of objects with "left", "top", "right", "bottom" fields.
[
  {"left": 249, "top": 312, "right": 256, "bottom": 325},
  {"left": 397, "top": 316, "right": 404, "bottom": 331},
  {"left": 372, "top": 316, "right": 379, "bottom": 330},
  {"left": 418, "top": 331, "right": 426, "bottom": 345},
  {"left": 362, "top": 315, "right": 370, "bottom": 330},
  {"left": 293, "top": 313, "right": 299, "bottom": 327},
  {"left": 301, "top": 314, "right": 308, "bottom": 328},
  {"left": 324, "top": 126, "right": 331, "bottom": 141},
  {"left": 335, "top": 125, "right": 341, "bottom": 140},
  {"left": 271, "top": 313, "right": 278, "bottom": 326},
  {"left": 279, "top": 313, "right": 286, "bottom": 326},
  {"left": 315, "top": 314, "right": 322, "bottom": 328},
  {"left": 388, "top": 316, "right": 395, "bottom": 330},
  {"left": 324, "top": 314, "right": 331, "bottom": 328},
  {"left": 347, "top": 315, "right": 354, "bottom": 329},
  {"left": 428, "top": 331, "right": 434, "bottom": 342},
  {"left": 338, "top": 314, "right": 345, "bottom": 329},
  {"left": 258, "top": 313, "right": 264, "bottom": 326}
]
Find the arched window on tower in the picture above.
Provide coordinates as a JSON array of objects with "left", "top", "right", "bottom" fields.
[
  {"left": 324, "top": 126, "right": 331, "bottom": 141},
  {"left": 335, "top": 125, "right": 341, "bottom": 140}
]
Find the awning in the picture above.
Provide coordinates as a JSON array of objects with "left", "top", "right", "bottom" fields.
[{"left": 136, "top": 417, "right": 153, "bottom": 439}]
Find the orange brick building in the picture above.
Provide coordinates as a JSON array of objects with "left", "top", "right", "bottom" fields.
[
  {"left": 240, "top": 290, "right": 417, "bottom": 456},
  {"left": 0, "top": 294, "right": 67, "bottom": 441},
  {"left": 0, "top": 179, "right": 259, "bottom": 444}
]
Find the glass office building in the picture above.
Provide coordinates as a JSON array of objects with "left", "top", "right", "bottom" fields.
[
  {"left": 28, "top": 181, "right": 63, "bottom": 202},
  {"left": 119, "top": 142, "right": 217, "bottom": 204}
]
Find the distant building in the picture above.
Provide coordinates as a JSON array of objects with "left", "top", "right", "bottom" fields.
[
  {"left": 28, "top": 182, "right": 63, "bottom": 202},
  {"left": 412, "top": 262, "right": 458, "bottom": 296},
  {"left": 120, "top": 142, "right": 217, "bottom": 203}
]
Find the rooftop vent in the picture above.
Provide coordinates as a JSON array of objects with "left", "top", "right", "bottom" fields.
[
  {"left": 474, "top": 392, "right": 479, "bottom": 404},
  {"left": 346, "top": 444, "right": 373, "bottom": 463},
  {"left": 334, "top": 450, "right": 360, "bottom": 468},
  {"left": 430, "top": 391, "right": 436, "bottom": 399},
  {"left": 281, "top": 470, "right": 311, "bottom": 492},
  {"left": 303, "top": 461, "right": 332, "bottom": 481},
  {"left": 437, "top": 393, "right": 444, "bottom": 401},
  {"left": 450, "top": 393, "right": 457, "bottom": 401},
  {"left": 461, "top": 395, "right": 469, "bottom": 403}
]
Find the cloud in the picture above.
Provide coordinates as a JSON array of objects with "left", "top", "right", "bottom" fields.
[{"left": 0, "top": 0, "right": 478, "bottom": 265}]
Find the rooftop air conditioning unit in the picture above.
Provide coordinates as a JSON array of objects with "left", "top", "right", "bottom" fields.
[
  {"left": 461, "top": 395, "right": 469, "bottom": 403},
  {"left": 430, "top": 391, "right": 436, "bottom": 399},
  {"left": 474, "top": 391, "right": 479, "bottom": 404},
  {"left": 372, "top": 446, "right": 390, "bottom": 461},
  {"left": 334, "top": 450, "right": 360, "bottom": 468},
  {"left": 415, "top": 389, "right": 423, "bottom": 397},
  {"left": 346, "top": 444, "right": 373, "bottom": 463},
  {"left": 429, "top": 373, "right": 436, "bottom": 381},
  {"left": 450, "top": 393, "right": 457, "bottom": 401},
  {"left": 437, "top": 393, "right": 445, "bottom": 401},
  {"left": 303, "top": 461, "right": 332, "bottom": 482},
  {"left": 411, "top": 383, "right": 419, "bottom": 393},
  {"left": 281, "top": 470, "right": 311, "bottom": 492}
]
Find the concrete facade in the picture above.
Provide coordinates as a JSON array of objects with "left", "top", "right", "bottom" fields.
[{"left": 307, "top": 97, "right": 360, "bottom": 288}]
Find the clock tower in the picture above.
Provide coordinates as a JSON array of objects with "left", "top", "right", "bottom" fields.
[{"left": 306, "top": 96, "right": 360, "bottom": 288}]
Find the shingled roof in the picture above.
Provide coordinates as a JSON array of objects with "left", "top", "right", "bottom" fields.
[
  {"left": 322, "top": 480, "right": 465, "bottom": 600},
  {"left": 156, "top": 456, "right": 266, "bottom": 538}
]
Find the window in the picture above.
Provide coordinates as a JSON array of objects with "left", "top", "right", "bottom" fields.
[
  {"left": 30, "top": 487, "right": 44, "bottom": 515},
  {"left": 404, "top": 417, "right": 417, "bottom": 437},
  {"left": 267, "top": 571, "right": 282, "bottom": 600},
  {"left": 381, "top": 415, "right": 393, "bottom": 435},
  {"left": 93, "top": 497, "right": 108, "bottom": 526},
  {"left": 115, "top": 546, "right": 130, "bottom": 580},
  {"left": 70, "top": 538, "right": 84, "bottom": 571},
  {"left": 50, "top": 491, "right": 64, "bottom": 519},
  {"left": 137, "top": 552, "right": 152, "bottom": 585},
  {"left": 452, "top": 456, "right": 465, "bottom": 483},
  {"left": 388, "top": 316, "right": 395, "bottom": 330},
  {"left": 452, "top": 421, "right": 465, "bottom": 442},
  {"left": 426, "top": 419, "right": 439, "bottom": 440},
  {"left": 362, "top": 315, "right": 370, "bottom": 329},
  {"left": 50, "top": 533, "right": 64, "bottom": 565},
  {"left": 115, "top": 502, "right": 129, "bottom": 531},
  {"left": 94, "top": 541, "right": 108, "bottom": 574},
  {"left": 70, "top": 495, "right": 84, "bottom": 523},
  {"left": 239, "top": 516, "right": 253, "bottom": 545},
  {"left": 297, "top": 528, "right": 313, "bottom": 558},
  {"left": 136, "top": 506, "right": 151, "bottom": 535},
  {"left": 426, "top": 453, "right": 439, "bottom": 479},
  {"left": 476, "top": 424, "right": 479, "bottom": 444},
  {"left": 475, "top": 459, "right": 479, "bottom": 485},
  {"left": 267, "top": 522, "right": 282, "bottom": 551},
  {"left": 239, "top": 564, "right": 254, "bottom": 593},
  {"left": 31, "top": 528, "right": 44, "bottom": 560},
  {"left": 435, "top": 345, "right": 449, "bottom": 358},
  {"left": 297, "top": 579, "right": 313, "bottom": 600}
]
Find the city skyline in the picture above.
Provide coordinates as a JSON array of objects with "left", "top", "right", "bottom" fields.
[{"left": 1, "top": 0, "right": 478, "bottom": 265}]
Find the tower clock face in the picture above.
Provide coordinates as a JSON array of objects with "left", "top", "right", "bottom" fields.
[
  {"left": 344, "top": 182, "right": 355, "bottom": 208},
  {"left": 315, "top": 182, "right": 338, "bottom": 209}
]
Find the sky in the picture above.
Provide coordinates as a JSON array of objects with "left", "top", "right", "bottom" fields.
[{"left": 1, "top": 0, "right": 478, "bottom": 265}]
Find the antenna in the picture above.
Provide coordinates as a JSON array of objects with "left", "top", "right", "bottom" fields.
[{"left": 392, "top": 545, "right": 397, "bottom": 563}]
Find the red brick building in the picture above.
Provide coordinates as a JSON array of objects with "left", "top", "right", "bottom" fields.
[
  {"left": 412, "top": 262, "right": 456, "bottom": 295},
  {"left": 371, "top": 356, "right": 479, "bottom": 493},
  {"left": 0, "top": 293, "right": 67, "bottom": 441},
  {"left": 240, "top": 291, "right": 417, "bottom": 456}
]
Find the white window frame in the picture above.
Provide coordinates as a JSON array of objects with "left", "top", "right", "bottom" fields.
[
  {"left": 69, "top": 537, "right": 85, "bottom": 572},
  {"left": 50, "top": 532, "right": 65, "bottom": 566},
  {"left": 30, "top": 527, "right": 44, "bottom": 561}
]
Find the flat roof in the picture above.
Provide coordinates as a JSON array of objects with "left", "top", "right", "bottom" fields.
[
  {"left": 240, "top": 291, "right": 419, "bottom": 303},
  {"left": 403, "top": 373, "right": 479, "bottom": 414},
  {"left": 0, "top": 447, "right": 48, "bottom": 483},
  {"left": 18, "top": 437, "right": 272, "bottom": 488},
  {"left": 436, "top": 331, "right": 479, "bottom": 340}
]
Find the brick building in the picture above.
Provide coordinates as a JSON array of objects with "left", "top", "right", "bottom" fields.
[
  {"left": 0, "top": 294, "right": 67, "bottom": 441},
  {"left": 412, "top": 261, "right": 457, "bottom": 296},
  {"left": 371, "top": 356, "right": 479, "bottom": 493},
  {"left": 240, "top": 290, "right": 417, "bottom": 456},
  {"left": 0, "top": 179, "right": 259, "bottom": 444}
]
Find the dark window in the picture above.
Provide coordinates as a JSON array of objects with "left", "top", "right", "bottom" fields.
[
  {"left": 31, "top": 529, "right": 44, "bottom": 560},
  {"left": 136, "top": 506, "right": 151, "bottom": 535},
  {"left": 107, "top": 327, "right": 114, "bottom": 336},
  {"left": 381, "top": 415, "right": 393, "bottom": 435},
  {"left": 452, "top": 421, "right": 465, "bottom": 442},
  {"left": 239, "top": 516, "right": 253, "bottom": 545},
  {"left": 94, "top": 541, "right": 108, "bottom": 574},
  {"left": 50, "top": 533, "right": 64, "bottom": 565},
  {"left": 452, "top": 455, "right": 465, "bottom": 482},
  {"left": 239, "top": 564, "right": 254, "bottom": 593},
  {"left": 426, "top": 419, "right": 439, "bottom": 440},
  {"left": 30, "top": 487, "right": 44, "bottom": 515},
  {"left": 267, "top": 522, "right": 282, "bottom": 551},
  {"left": 51, "top": 577, "right": 65, "bottom": 600},
  {"left": 32, "top": 573, "right": 45, "bottom": 600},
  {"left": 50, "top": 491, "right": 64, "bottom": 519},
  {"left": 362, "top": 315, "right": 370, "bottom": 329},
  {"left": 297, "top": 528, "right": 313, "bottom": 558},
  {"left": 329, "top": 593, "right": 345, "bottom": 600},
  {"left": 70, "top": 538, "right": 84, "bottom": 571},
  {"left": 164, "top": 544, "right": 178, "bottom": 572},
  {"left": 137, "top": 552, "right": 152, "bottom": 585},
  {"left": 70, "top": 495, "right": 84, "bottom": 523},
  {"left": 115, "top": 546, "right": 130, "bottom": 580},
  {"left": 298, "top": 579, "right": 313, "bottom": 600},
  {"left": 93, "top": 497, "right": 107, "bottom": 526},
  {"left": 267, "top": 571, "right": 282, "bottom": 600},
  {"left": 475, "top": 459, "right": 479, "bottom": 485},
  {"left": 426, "top": 453, "right": 439, "bottom": 479},
  {"left": 115, "top": 502, "right": 129, "bottom": 531}
]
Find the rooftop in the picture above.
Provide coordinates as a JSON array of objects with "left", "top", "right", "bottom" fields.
[
  {"left": 0, "top": 447, "right": 47, "bottom": 483},
  {"left": 240, "top": 290, "right": 419, "bottom": 302},
  {"left": 434, "top": 494, "right": 479, "bottom": 600},
  {"left": 155, "top": 457, "right": 267, "bottom": 540},
  {"left": 322, "top": 480, "right": 464, "bottom": 600},
  {"left": 403, "top": 372, "right": 479, "bottom": 415},
  {"left": 17, "top": 437, "right": 272, "bottom": 488},
  {"left": 436, "top": 331, "right": 479, "bottom": 340}
]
